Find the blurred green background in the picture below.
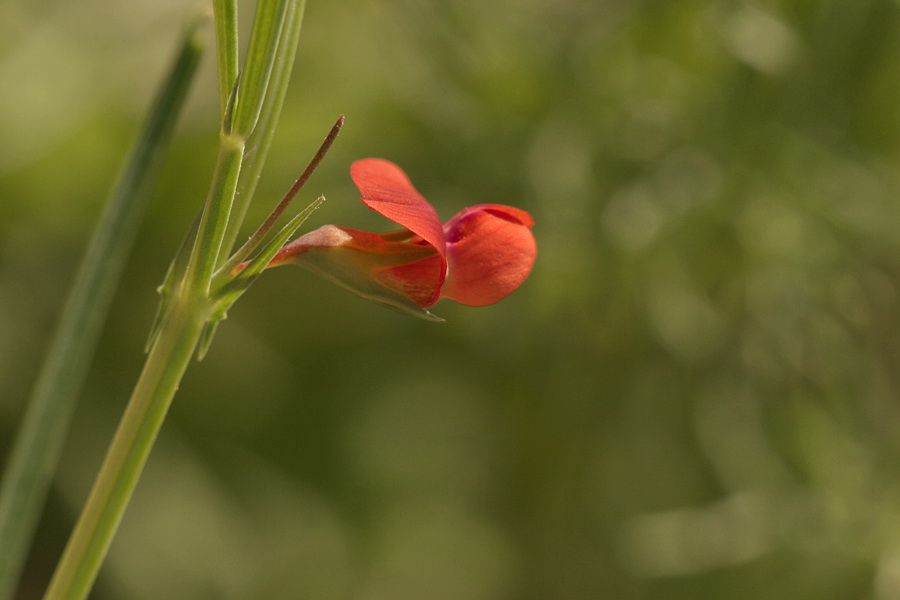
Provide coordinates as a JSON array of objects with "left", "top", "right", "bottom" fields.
[{"left": 3, "top": 0, "right": 900, "bottom": 598}]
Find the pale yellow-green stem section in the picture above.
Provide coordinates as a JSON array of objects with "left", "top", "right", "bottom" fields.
[{"left": 41, "top": 293, "right": 207, "bottom": 600}]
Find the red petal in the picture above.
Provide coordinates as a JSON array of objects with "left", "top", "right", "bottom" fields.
[
  {"left": 378, "top": 255, "right": 445, "bottom": 308},
  {"left": 440, "top": 205, "right": 537, "bottom": 306},
  {"left": 351, "top": 159, "right": 447, "bottom": 305}
]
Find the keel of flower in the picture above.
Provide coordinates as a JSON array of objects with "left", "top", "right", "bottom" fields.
[
  {"left": 269, "top": 224, "right": 444, "bottom": 319},
  {"left": 268, "top": 158, "right": 537, "bottom": 319}
]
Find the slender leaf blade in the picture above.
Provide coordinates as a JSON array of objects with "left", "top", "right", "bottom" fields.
[{"left": 0, "top": 16, "right": 207, "bottom": 600}]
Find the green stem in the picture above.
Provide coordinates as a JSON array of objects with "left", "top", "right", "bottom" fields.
[
  {"left": 42, "top": 68, "right": 249, "bottom": 600},
  {"left": 41, "top": 296, "right": 207, "bottom": 600},
  {"left": 186, "top": 132, "right": 245, "bottom": 290},
  {"left": 221, "top": 0, "right": 306, "bottom": 256},
  {"left": 40, "top": 111, "right": 246, "bottom": 600},
  {"left": 40, "top": 80, "right": 245, "bottom": 600},
  {"left": 35, "top": 3, "right": 309, "bottom": 597},
  {"left": 0, "top": 18, "right": 205, "bottom": 600}
]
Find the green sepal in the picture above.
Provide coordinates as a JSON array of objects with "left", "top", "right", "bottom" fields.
[{"left": 285, "top": 241, "right": 445, "bottom": 323}]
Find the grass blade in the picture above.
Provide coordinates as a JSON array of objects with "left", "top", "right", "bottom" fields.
[{"left": 0, "top": 15, "right": 207, "bottom": 600}]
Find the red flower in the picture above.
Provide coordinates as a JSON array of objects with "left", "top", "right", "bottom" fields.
[{"left": 269, "top": 158, "right": 536, "bottom": 319}]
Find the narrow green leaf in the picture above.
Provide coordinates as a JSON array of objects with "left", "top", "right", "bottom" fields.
[
  {"left": 220, "top": 113, "right": 342, "bottom": 276},
  {"left": 196, "top": 320, "right": 223, "bottom": 361},
  {"left": 220, "top": 67, "right": 241, "bottom": 135},
  {"left": 0, "top": 15, "right": 207, "bottom": 600},
  {"left": 231, "top": 0, "right": 291, "bottom": 137},
  {"left": 223, "top": 0, "right": 306, "bottom": 256},
  {"left": 198, "top": 196, "right": 324, "bottom": 358},
  {"left": 219, "top": 196, "right": 326, "bottom": 298},
  {"left": 238, "top": 195, "right": 326, "bottom": 280},
  {"left": 212, "top": 0, "right": 239, "bottom": 119}
]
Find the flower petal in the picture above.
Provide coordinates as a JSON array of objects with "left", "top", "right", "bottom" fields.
[
  {"left": 378, "top": 254, "right": 445, "bottom": 309},
  {"left": 440, "top": 205, "right": 536, "bottom": 306},
  {"left": 351, "top": 159, "right": 448, "bottom": 305}
]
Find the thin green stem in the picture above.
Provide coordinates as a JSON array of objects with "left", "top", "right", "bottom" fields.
[
  {"left": 36, "top": 2, "right": 311, "bottom": 597},
  {"left": 185, "top": 133, "right": 245, "bottom": 292},
  {"left": 41, "top": 296, "right": 207, "bottom": 600},
  {"left": 0, "top": 18, "right": 205, "bottom": 600},
  {"left": 221, "top": 0, "right": 306, "bottom": 256}
]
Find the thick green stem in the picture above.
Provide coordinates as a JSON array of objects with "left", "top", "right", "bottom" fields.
[{"left": 41, "top": 296, "right": 207, "bottom": 600}]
